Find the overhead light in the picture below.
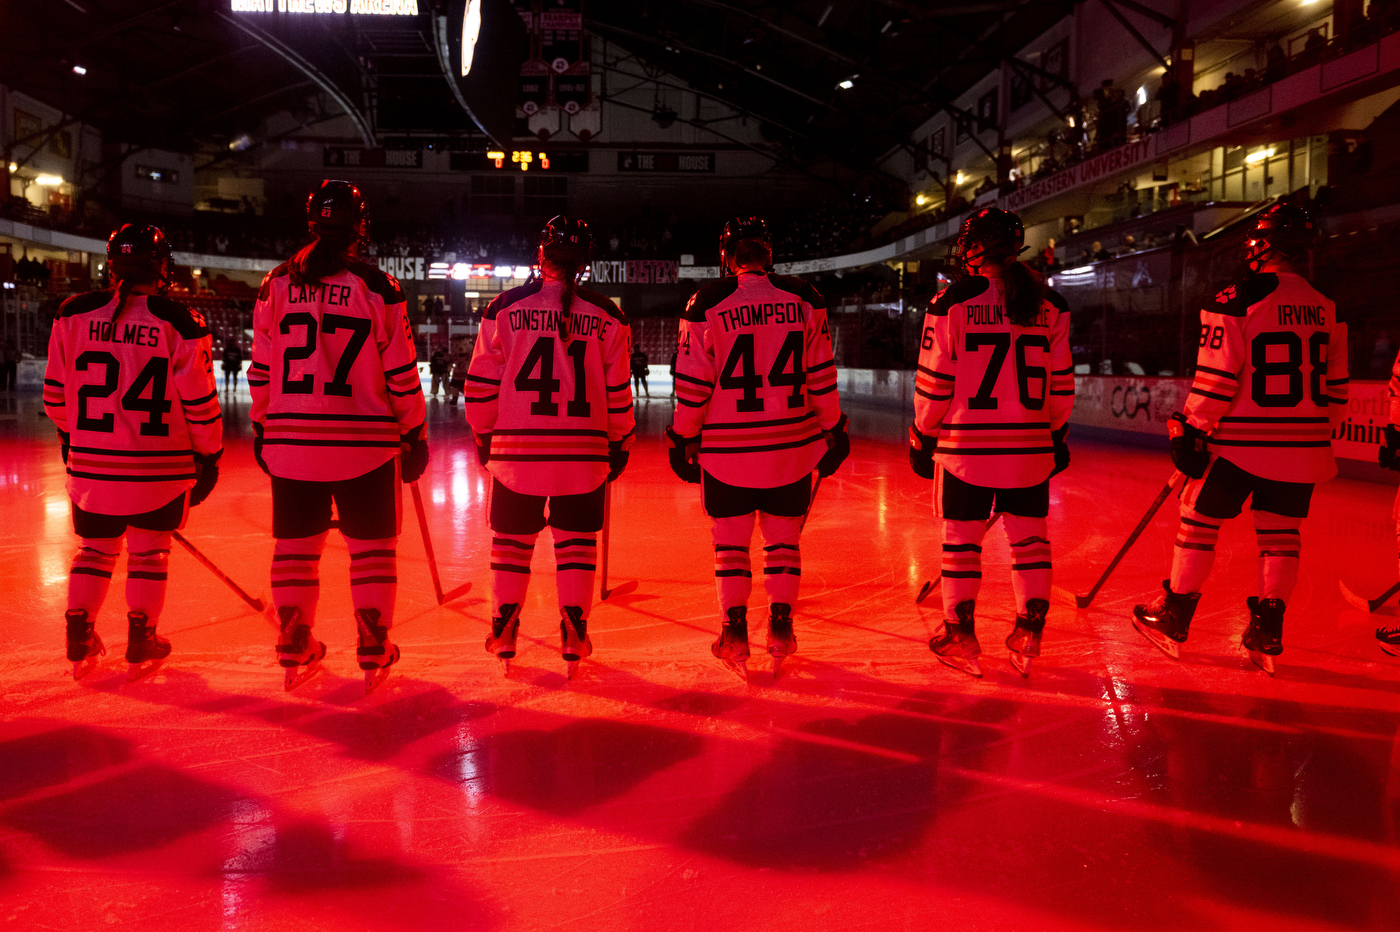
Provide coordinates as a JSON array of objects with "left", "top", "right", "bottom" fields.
[
  {"left": 955, "top": 171, "right": 965, "bottom": 184},
  {"left": 838, "top": 78, "right": 855, "bottom": 89},
  {"left": 229, "top": 134, "right": 252, "bottom": 152},
  {"left": 7, "top": 163, "right": 15, "bottom": 172},
  {"left": 36, "top": 175, "right": 63, "bottom": 186},
  {"left": 72, "top": 65, "right": 87, "bottom": 75},
  {"left": 915, "top": 193, "right": 928, "bottom": 206},
  {"left": 1246, "top": 147, "right": 1276, "bottom": 163}
]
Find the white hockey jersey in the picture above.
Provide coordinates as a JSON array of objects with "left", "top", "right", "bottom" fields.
[
  {"left": 464, "top": 280, "right": 634, "bottom": 496},
  {"left": 249, "top": 261, "right": 426, "bottom": 482},
  {"left": 672, "top": 270, "right": 841, "bottom": 488},
  {"left": 914, "top": 275, "right": 1075, "bottom": 489},
  {"left": 44, "top": 290, "right": 222, "bottom": 514},
  {"left": 1186, "top": 271, "right": 1348, "bottom": 483}
]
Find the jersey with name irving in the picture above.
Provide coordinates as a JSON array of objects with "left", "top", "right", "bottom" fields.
[
  {"left": 249, "top": 263, "right": 426, "bottom": 482},
  {"left": 464, "top": 280, "right": 634, "bottom": 496},
  {"left": 44, "top": 291, "right": 222, "bottom": 514},
  {"left": 1187, "top": 271, "right": 1347, "bottom": 483},
  {"left": 673, "top": 270, "right": 841, "bottom": 488},
  {"left": 914, "top": 276, "right": 1074, "bottom": 488}
]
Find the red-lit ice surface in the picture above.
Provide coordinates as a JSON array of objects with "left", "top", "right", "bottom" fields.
[{"left": 2, "top": 384, "right": 1399, "bottom": 931}]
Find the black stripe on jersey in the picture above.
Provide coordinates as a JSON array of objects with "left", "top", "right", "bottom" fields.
[
  {"left": 186, "top": 415, "right": 222, "bottom": 426},
  {"left": 46, "top": 401, "right": 66, "bottom": 407},
  {"left": 495, "top": 428, "right": 609, "bottom": 437},
  {"left": 146, "top": 295, "right": 211, "bottom": 339},
  {"left": 59, "top": 290, "right": 115, "bottom": 318},
  {"left": 44, "top": 378, "right": 63, "bottom": 387},
  {"left": 943, "top": 421, "right": 1051, "bottom": 430},
  {"left": 942, "top": 543, "right": 982, "bottom": 552},
  {"left": 607, "top": 380, "right": 632, "bottom": 392},
  {"left": 1190, "top": 388, "right": 1233, "bottom": 402},
  {"left": 1218, "top": 415, "right": 1328, "bottom": 423},
  {"left": 490, "top": 563, "right": 532, "bottom": 574},
  {"left": 483, "top": 281, "right": 545, "bottom": 321},
  {"left": 608, "top": 404, "right": 633, "bottom": 414},
  {"left": 71, "top": 445, "right": 194, "bottom": 457},
  {"left": 1181, "top": 517, "right": 1218, "bottom": 530},
  {"left": 575, "top": 287, "right": 628, "bottom": 323},
  {"left": 68, "top": 470, "right": 197, "bottom": 482},
  {"left": 701, "top": 436, "right": 824, "bottom": 455},
  {"left": 673, "top": 372, "right": 713, "bottom": 388},
  {"left": 263, "top": 439, "right": 401, "bottom": 448},
  {"left": 466, "top": 374, "right": 502, "bottom": 386},
  {"left": 1011, "top": 562, "right": 1053, "bottom": 571},
  {"left": 556, "top": 562, "right": 598, "bottom": 572},
  {"left": 1211, "top": 439, "right": 1332, "bottom": 448},
  {"left": 676, "top": 396, "right": 705, "bottom": 407},
  {"left": 807, "top": 359, "right": 835, "bottom": 373},
  {"left": 1195, "top": 365, "right": 1237, "bottom": 378},
  {"left": 183, "top": 390, "right": 218, "bottom": 407},
  {"left": 929, "top": 276, "right": 990, "bottom": 318},
  {"left": 1325, "top": 394, "right": 1346, "bottom": 404},
  {"left": 945, "top": 446, "right": 1055, "bottom": 455},
  {"left": 683, "top": 277, "right": 740, "bottom": 321},
  {"left": 915, "top": 387, "right": 951, "bottom": 401},
  {"left": 265, "top": 412, "right": 399, "bottom": 421},
  {"left": 491, "top": 453, "right": 610, "bottom": 463},
  {"left": 809, "top": 384, "right": 837, "bottom": 396},
  {"left": 388, "top": 386, "right": 422, "bottom": 397},
  {"left": 704, "top": 411, "right": 815, "bottom": 430},
  {"left": 385, "top": 361, "right": 418, "bottom": 377},
  {"left": 1327, "top": 378, "right": 1349, "bottom": 385},
  {"left": 463, "top": 395, "right": 499, "bottom": 403},
  {"left": 1050, "top": 390, "right": 1075, "bottom": 396},
  {"left": 348, "top": 261, "right": 407, "bottom": 305},
  {"left": 250, "top": 361, "right": 271, "bottom": 371},
  {"left": 917, "top": 365, "right": 954, "bottom": 380},
  {"left": 1051, "top": 367, "right": 1074, "bottom": 376}
]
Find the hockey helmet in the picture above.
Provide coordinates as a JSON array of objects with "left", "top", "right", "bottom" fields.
[
  {"left": 538, "top": 215, "right": 591, "bottom": 267},
  {"left": 719, "top": 216, "right": 771, "bottom": 272},
  {"left": 1242, "top": 201, "right": 1315, "bottom": 272},
  {"left": 306, "top": 179, "right": 369, "bottom": 239},
  {"left": 951, "top": 207, "right": 1025, "bottom": 275},
  {"left": 106, "top": 223, "right": 173, "bottom": 289}
]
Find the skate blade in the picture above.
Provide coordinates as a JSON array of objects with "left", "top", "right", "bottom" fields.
[
  {"left": 499, "top": 656, "right": 512, "bottom": 675},
  {"left": 1132, "top": 618, "right": 1181, "bottom": 659},
  {"left": 771, "top": 655, "right": 786, "bottom": 679},
  {"left": 364, "top": 665, "right": 393, "bottom": 695},
  {"left": 1009, "top": 652, "right": 1032, "bottom": 677},
  {"left": 720, "top": 657, "right": 749, "bottom": 681},
  {"left": 1248, "top": 650, "right": 1276, "bottom": 676},
  {"left": 126, "top": 658, "right": 165, "bottom": 682},
  {"left": 566, "top": 659, "right": 581, "bottom": 680},
  {"left": 284, "top": 661, "right": 322, "bottom": 692},
  {"left": 72, "top": 656, "right": 101, "bottom": 681},
  {"left": 935, "top": 654, "right": 983, "bottom": 678},
  {"left": 1381, "top": 642, "right": 1400, "bottom": 658}
]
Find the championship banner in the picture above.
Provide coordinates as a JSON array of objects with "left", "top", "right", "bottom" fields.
[
  {"left": 540, "top": 0, "right": 582, "bottom": 73},
  {"left": 555, "top": 64, "right": 590, "bottom": 114},
  {"left": 519, "top": 61, "right": 549, "bottom": 115}
]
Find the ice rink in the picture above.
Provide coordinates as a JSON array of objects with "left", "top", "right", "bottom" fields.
[{"left": 2, "top": 378, "right": 1399, "bottom": 932}]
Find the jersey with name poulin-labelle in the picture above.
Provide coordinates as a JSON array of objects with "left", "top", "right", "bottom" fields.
[
  {"left": 44, "top": 291, "right": 222, "bottom": 514},
  {"left": 1390, "top": 348, "right": 1400, "bottom": 425},
  {"left": 464, "top": 280, "right": 635, "bottom": 496},
  {"left": 672, "top": 270, "right": 841, "bottom": 488},
  {"left": 914, "top": 276, "right": 1075, "bottom": 489},
  {"left": 249, "top": 262, "right": 426, "bottom": 482},
  {"left": 1186, "top": 271, "right": 1348, "bottom": 483}
]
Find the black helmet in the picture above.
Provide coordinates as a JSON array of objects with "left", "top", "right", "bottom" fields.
[
  {"left": 1242, "top": 201, "right": 1315, "bottom": 272},
  {"left": 951, "top": 207, "right": 1025, "bottom": 276},
  {"left": 719, "top": 216, "right": 771, "bottom": 273},
  {"left": 538, "top": 215, "right": 590, "bottom": 265},
  {"left": 106, "top": 223, "right": 173, "bottom": 289},
  {"left": 306, "top": 179, "right": 369, "bottom": 239}
]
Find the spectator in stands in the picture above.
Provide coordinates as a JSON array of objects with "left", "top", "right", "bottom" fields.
[
  {"left": 446, "top": 335, "right": 473, "bottom": 406},
  {"left": 630, "top": 343, "right": 650, "bottom": 398},
  {"left": 221, "top": 337, "right": 243, "bottom": 393},
  {"left": 1092, "top": 240, "right": 1111, "bottom": 261},
  {"left": 1120, "top": 235, "right": 1138, "bottom": 255},
  {"left": 1041, "top": 237, "right": 1058, "bottom": 271},
  {"left": 0, "top": 338, "right": 18, "bottom": 392},
  {"left": 429, "top": 343, "right": 451, "bottom": 397},
  {"left": 1172, "top": 224, "right": 1198, "bottom": 248},
  {"left": 975, "top": 175, "right": 996, "bottom": 196},
  {"left": 1265, "top": 43, "right": 1288, "bottom": 83}
]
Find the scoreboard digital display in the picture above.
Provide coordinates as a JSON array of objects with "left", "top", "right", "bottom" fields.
[{"left": 450, "top": 150, "right": 589, "bottom": 172}]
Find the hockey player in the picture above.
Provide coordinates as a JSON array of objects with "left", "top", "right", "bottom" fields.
[
  {"left": 43, "top": 224, "right": 223, "bottom": 680},
  {"left": 1132, "top": 202, "right": 1348, "bottom": 675},
  {"left": 1368, "top": 350, "right": 1400, "bottom": 655},
  {"left": 909, "top": 208, "right": 1074, "bottom": 678},
  {"left": 249, "top": 181, "right": 429, "bottom": 693},
  {"left": 464, "top": 216, "right": 634, "bottom": 678},
  {"left": 667, "top": 217, "right": 849, "bottom": 679}
]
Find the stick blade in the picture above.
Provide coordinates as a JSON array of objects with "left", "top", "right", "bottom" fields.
[
  {"left": 915, "top": 581, "right": 935, "bottom": 605},
  {"left": 601, "top": 579, "right": 638, "bottom": 601},
  {"left": 1339, "top": 579, "right": 1374, "bottom": 612},
  {"left": 1074, "top": 593, "right": 1093, "bottom": 610},
  {"left": 440, "top": 581, "right": 473, "bottom": 604}
]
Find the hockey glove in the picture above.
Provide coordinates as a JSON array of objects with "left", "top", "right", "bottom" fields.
[
  {"left": 666, "top": 426, "right": 702, "bottom": 484},
  {"left": 475, "top": 431, "right": 492, "bottom": 469},
  {"left": 57, "top": 429, "right": 70, "bottom": 465},
  {"left": 189, "top": 450, "right": 222, "bottom": 507},
  {"left": 1380, "top": 424, "right": 1400, "bottom": 471},
  {"left": 908, "top": 425, "right": 937, "bottom": 480},
  {"left": 1168, "top": 412, "right": 1210, "bottom": 479},
  {"left": 251, "top": 422, "right": 270, "bottom": 476},
  {"left": 816, "top": 413, "right": 851, "bottom": 478},
  {"left": 607, "top": 435, "right": 634, "bottom": 483},
  {"left": 400, "top": 424, "right": 430, "bottom": 483},
  {"left": 1050, "top": 423, "right": 1071, "bottom": 477}
]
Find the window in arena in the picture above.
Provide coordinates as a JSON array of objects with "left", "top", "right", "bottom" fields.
[
  {"left": 470, "top": 174, "right": 516, "bottom": 215},
  {"left": 523, "top": 175, "right": 567, "bottom": 218}
]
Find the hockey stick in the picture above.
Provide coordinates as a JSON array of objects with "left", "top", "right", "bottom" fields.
[
  {"left": 915, "top": 511, "right": 1003, "bottom": 604},
  {"left": 800, "top": 472, "right": 823, "bottom": 533},
  {"left": 1339, "top": 579, "right": 1400, "bottom": 613},
  {"left": 171, "top": 531, "right": 264, "bottom": 612},
  {"left": 1074, "top": 470, "right": 1185, "bottom": 610},
  {"left": 410, "top": 482, "right": 473, "bottom": 605}
]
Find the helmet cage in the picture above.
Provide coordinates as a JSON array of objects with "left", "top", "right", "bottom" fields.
[
  {"left": 306, "top": 180, "right": 369, "bottom": 241},
  {"left": 106, "top": 224, "right": 174, "bottom": 292},
  {"left": 719, "top": 216, "right": 771, "bottom": 273}
]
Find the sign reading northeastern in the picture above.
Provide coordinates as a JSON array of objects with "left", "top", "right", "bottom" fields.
[{"left": 1000, "top": 137, "right": 1154, "bottom": 214}]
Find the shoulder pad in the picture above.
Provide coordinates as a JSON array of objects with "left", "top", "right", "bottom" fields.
[
  {"left": 682, "top": 278, "right": 739, "bottom": 322},
  {"left": 59, "top": 290, "right": 115, "bottom": 318},
  {"left": 1207, "top": 273, "right": 1278, "bottom": 318},
  {"left": 767, "top": 274, "right": 827, "bottom": 309},
  {"left": 576, "top": 287, "right": 627, "bottom": 323},
  {"left": 348, "top": 262, "right": 406, "bottom": 305},
  {"left": 1044, "top": 288, "right": 1070, "bottom": 315},
  {"left": 257, "top": 262, "right": 290, "bottom": 301},
  {"left": 483, "top": 280, "right": 544, "bottom": 321},
  {"left": 929, "top": 276, "right": 990, "bottom": 317},
  {"left": 146, "top": 295, "right": 211, "bottom": 339}
]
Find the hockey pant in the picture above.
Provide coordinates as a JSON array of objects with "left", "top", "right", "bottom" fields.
[
  {"left": 271, "top": 532, "right": 399, "bottom": 629},
  {"left": 490, "top": 528, "right": 598, "bottom": 620},
  {"left": 68, "top": 529, "right": 172, "bottom": 621},
  {"left": 940, "top": 515, "right": 1052, "bottom": 620},
  {"left": 711, "top": 512, "right": 803, "bottom": 612},
  {"left": 1169, "top": 504, "right": 1303, "bottom": 602}
]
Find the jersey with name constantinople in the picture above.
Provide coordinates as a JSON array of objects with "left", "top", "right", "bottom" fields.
[
  {"left": 672, "top": 270, "right": 841, "bottom": 488},
  {"left": 44, "top": 291, "right": 222, "bottom": 514},
  {"left": 914, "top": 275, "right": 1075, "bottom": 489},
  {"left": 463, "top": 280, "right": 635, "bottom": 496},
  {"left": 1185, "top": 271, "right": 1348, "bottom": 483},
  {"left": 248, "top": 262, "right": 426, "bottom": 482}
]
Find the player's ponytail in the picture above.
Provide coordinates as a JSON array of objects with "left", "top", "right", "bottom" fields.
[
  {"left": 107, "top": 258, "right": 155, "bottom": 328},
  {"left": 1001, "top": 258, "right": 1047, "bottom": 327},
  {"left": 290, "top": 226, "right": 354, "bottom": 287}
]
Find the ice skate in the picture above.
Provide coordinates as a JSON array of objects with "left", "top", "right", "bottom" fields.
[
  {"left": 356, "top": 608, "right": 400, "bottom": 695},
  {"left": 1379, "top": 622, "right": 1400, "bottom": 658},
  {"left": 930, "top": 599, "right": 982, "bottom": 678},
  {"left": 1242, "top": 596, "right": 1284, "bottom": 676},
  {"left": 1132, "top": 581, "right": 1200, "bottom": 660},
  {"left": 276, "top": 606, "right": 326, "bottom": 692},
  {"left": 711, "top": 605, "right": 750, "bottom": 681},
  {"left": 485, "top": 603, "right": 521, "bottom": 673},
  {"left": 124, "top": 612, "right": 171, "bottom": 681},
  {"left": 65, "top": 609, "right": 105, "bottom": 681},
  {"left": 767, "top": 602, "right": 797, "bottom": 678},
  {"left": 1006, "top": 598, "right": 1048, "bottom": 677},
  {"left": 560, "top": 605, "right": 592, "bottom": 680}
]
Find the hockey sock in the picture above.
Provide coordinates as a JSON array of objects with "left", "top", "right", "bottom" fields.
[
  {"left": 124, "top": 528, "right": 172, "bottom": 622},
  {"left": 759, "top": 512, "right": 803, "bottom": 606},
  {"left": 941, "top": 519, "right": 986, "bottom": 619},
  {"left": 1254, "top": 510, "right": 1303, "bottom": 602},
  {"left": 551, "top": 527, "right": 597, "bottom": 618},
  {"left": 271, "top": 533, "right": 328, "bottom": 628},
  {"left": 490, "top": 533, "right": 537, "bottom": 609},
  {"left": 712, "top": 512, "right": 756, "bottom": 611},
  {"left": 1170, "top": 506, "right": 1220, "bottom": 594},
  {"left": 69, "top": 536, "right": 120, "bottom": 616},
  {"left": 1002, "top": 514, "right": 1052, "bottom": 612},
  {"left": 347, "top": 537, "right": 398, "bottom": 628}
]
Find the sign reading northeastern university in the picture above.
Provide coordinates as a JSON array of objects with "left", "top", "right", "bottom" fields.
[{"left": 1001, "top": 137, "right": 1154, "bottom": 214}]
